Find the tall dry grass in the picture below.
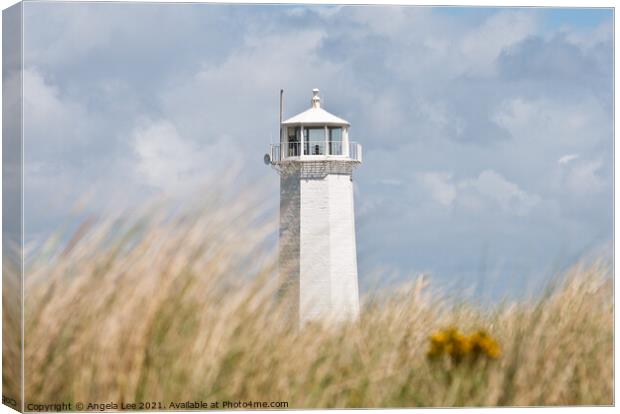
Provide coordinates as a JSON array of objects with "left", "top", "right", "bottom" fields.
[
  {"left": 21, "top": 185, "right": 612, "bottom": 408},
  {"left": 3, "top": 248, "right": 22, "bottom": 410}
]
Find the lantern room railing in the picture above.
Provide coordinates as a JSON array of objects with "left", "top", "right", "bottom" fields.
[{"left": 270, "top": 141, "right": 362, "bottom": 164}]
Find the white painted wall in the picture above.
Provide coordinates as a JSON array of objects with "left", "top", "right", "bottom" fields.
[
  {"left": 327, "top": 174, "right": 360, "bottom": 320},
  {"left": 279, "top": 168, "right": 360, "bottom": 325},
  {"left": 299, "top": 176, "right": 332, "bottom": 323}
]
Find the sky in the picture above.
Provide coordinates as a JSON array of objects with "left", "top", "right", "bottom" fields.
[{"left": 15, "top": 2, "right": 613, "bottom": 300}]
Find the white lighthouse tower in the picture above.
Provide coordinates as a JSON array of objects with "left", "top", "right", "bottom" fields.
[{"left": 267, "top": 89, "right": 362, "bottom": 325}]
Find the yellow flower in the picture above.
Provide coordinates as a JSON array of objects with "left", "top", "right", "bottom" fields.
[
  {"left": 468, "top": 330, "right": 501, "bottom": 359},
  {"left": 427, "top": 330, "right": 449, "bottom": 359},
  {"left": 427, "top": 327, "right": 469, "bottom": 362},
  {"left": 446, "top": 329, "right": 471, "bottom": 362},
  {"left": 427, "top": 327, "right": 500, "bottom": 364}
]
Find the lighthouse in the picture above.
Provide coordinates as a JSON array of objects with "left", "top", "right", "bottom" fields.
[{"left": 267, "top": 89, "right": 362, "bottom": 325}]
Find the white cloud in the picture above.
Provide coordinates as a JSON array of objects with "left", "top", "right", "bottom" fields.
[
  {"left": 492, "top": 96, "right": 610, "bottom": 158},
  {"left": 160, "top": 28, "right": 338, "bottom": 146},
  {"left": 558, "top": 154, "right": 579, "bottom": 165},
  {"left": 459, "top": 170, "right": 540, "bottom": 216},
  {"left": 24, "top": 7, "right": 114, "bottom": 67},
  {"left": 459, "top": 11, "right": 538, "bottom": 76},
  {"left": 564, "top": 159, "right": 606, "bottom": 195},
  {"left": 417, "top": 172, "right": 457, "bottom": 207},
  {"left": 346, "top": 7, "right": 431, "bottom": 38},
  {"left": 418, "top": 169, "right": 540, "bottom": 216},
  {"left": 132, "top": 119, "right": 241, "bottom": 193},
  {"left": 23, "top": 68, "right": 89, "bottom": 149},
  {"left": 565, "top": 19, "right": 613, "bottom": 50}
]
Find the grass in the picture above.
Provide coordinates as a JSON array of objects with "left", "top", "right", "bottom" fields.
[{"left": 12, "top": 186, "right": 614, "bottom": 408}]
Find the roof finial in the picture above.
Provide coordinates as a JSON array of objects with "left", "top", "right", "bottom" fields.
[{"left": 311, "top": 88, "right": 321, "bottom": 109}]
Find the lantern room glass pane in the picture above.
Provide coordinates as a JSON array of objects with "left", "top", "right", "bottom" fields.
[
  {"left": 287, "top": 127, "right": 300, "bottom": 156},
  {"left": 304, "top": 127, "right": 325, "bottom": 155},
  {"left": 329, "top": 127, "right": 342, "bottom": 155}
]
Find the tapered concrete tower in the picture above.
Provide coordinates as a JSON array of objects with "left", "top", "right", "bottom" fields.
[{"left": 267, "top": 89, "right": 362, "bottom": 325}]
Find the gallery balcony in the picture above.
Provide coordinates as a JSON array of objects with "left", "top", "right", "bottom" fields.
[{"left": 269, "top": 141, "right": 362, "bottom": 165}]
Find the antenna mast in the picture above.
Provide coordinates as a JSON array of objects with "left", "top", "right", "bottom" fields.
[{"left": 279, "top": 89, "right": 284, "bottom": 143}]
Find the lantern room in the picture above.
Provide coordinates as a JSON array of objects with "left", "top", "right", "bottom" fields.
[{"left": 273, "top": 89, "right": 361, "bottom": 163}]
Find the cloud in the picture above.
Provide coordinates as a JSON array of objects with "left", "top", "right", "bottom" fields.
[
  {"left": 558, "top": 154, "right": 579, "bottom": 165},
  {"left": 459, "top": 10, "right": 538, "bottom": 76},
  {"left": 565, "top": 19, "right": 613, "bottom": 50},
  {"left": 460, "top": 170, "right": 541, "bottom": 216},
  {"left": 498, "top": 31, "right": 612, "bottom": 94},
  {"left": 417, "top": 170, "right": 540, "bottom": 216},
  {"left": 492, "top": 96, "right": 610, "bottom": 156},
  {"left": 23, "top": 68, "right": 88, "bottom": 152},
  {"left": 132, "top": 119, "right": 241, "bottom": 193},
  {"left": 132, "top": 120, "right": 201, "bottom": 191},
  {"left": 563, "top": 159, "right": 606, "bottom": 195},
  {"left": 417, "top": 172, "right": 457, "bottom": 207}
]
